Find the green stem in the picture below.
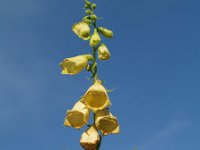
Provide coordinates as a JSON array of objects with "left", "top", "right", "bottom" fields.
[
  {"left": 84, "top": 1, "right": 102, "bottom": 150},
  {"left": 92, "top": 46, "right": 98, "bottom": 82}
]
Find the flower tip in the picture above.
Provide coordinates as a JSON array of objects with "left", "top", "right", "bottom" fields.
[{"left": 80, "top": 125, "right": 100, "bottom": 150}]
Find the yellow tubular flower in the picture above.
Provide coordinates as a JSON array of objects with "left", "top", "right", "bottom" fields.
[
  {"left": 98, "top": 27, "right": 113, "bottom": 38},
  {"left": 80, "top": 125, "right": 100, "bottom": 150},
  {"left": 90, "top": 29, "right": 101, "bottom": 47},
  {"left": 64, "top": 100, "right": 90, "bottom": 129},
  {"left": 72, "top": 21, "right": 91, "bottom": 40},
  {"left": 59, "top": 54, "right": 93, "bottom": 75},
  {"left": 97, "top": 44, "right": 111, "bottom": 61},
  {"left": 83, "top": 80, "right": 111, "bottom": 112},
  {"left": 95, "top": 109, "right": 120, "bottom": 136}
]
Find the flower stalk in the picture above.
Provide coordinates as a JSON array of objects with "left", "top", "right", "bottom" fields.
[
  {"left": 59, "top": 0, "right": 119, "bottom": 150},
  {"left": 92, "top": 46, "right": 98, "bottom": 82}
]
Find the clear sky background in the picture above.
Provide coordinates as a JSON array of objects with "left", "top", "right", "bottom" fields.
[{"left": 0, "top": 0, "right": 200, "bottom": 150}]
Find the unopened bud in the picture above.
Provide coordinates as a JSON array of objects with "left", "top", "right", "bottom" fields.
[
  {"left": 91, "top": 3, "right": 97, "bottom": 9},
  {"left": 85, "top": 9, "right": 92, "bottom": 15},
  {"left": 85, "top": 0, "right": 91, "bottom": 5},
  {"left": 82, "top": 16, "right": 92, "bottom": 25},
  {"left": 98, "top": 44, "right": 111, "bottom": 61},
  {"left": 90, "top": 29, "right": 101, "bottom": 47},
  {"left": 84, "top": 4, "right": 90, "bottom": 8},
  {"left": 98, "top": 27, "right": 113, "bottom": 38},
  {"left": 91, "top": 14, "right": 97, "bottom": 21}
]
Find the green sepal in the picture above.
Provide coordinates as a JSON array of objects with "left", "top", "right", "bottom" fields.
[{"left": 106, "top": 88, "right": 116, "bottom": 93}]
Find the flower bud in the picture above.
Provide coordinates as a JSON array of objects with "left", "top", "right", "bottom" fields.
[
  {"left": 91, "top": 14, "right": 97, "bottom": 21},
  {"left": 84, "top": 4, "right": 90, "bottom": 8},
  {"left": 98, "top": 27, "right": 113, "bottom": 38},
  {"left": 59, "top": 54, "right": 93, "bottom": 75},
  {"left": 95, "top": 109, "right": 120, "bottom": 136},
  {"left": 85, "top": 0, "right": 91, "bottom": 5},
  {"left": 91, "top": 3, "right": 96, "bottom": 9},
  {"left": 85, "top": 9, "right": 92, "bottom": 15},
  {"left": 90, "top": 29, "right": 101, "bottom": 47},
  {"left": 64, "top": 100, "right": 90, "bottom": 129},
  {"left": 82, "top": 16, "right": 92, "bottom": 25},
  {"left": 83, "top": 80, "right": 111, "bottom": 112},
  {"left": 72, "top": 21, "right": 90, "bottom": 40},
  {"left": 98, "top": 44, "right": 111, "bottom": 61},
  {"left": 80, "top": 125, "right": 100, "bottom": 150}
]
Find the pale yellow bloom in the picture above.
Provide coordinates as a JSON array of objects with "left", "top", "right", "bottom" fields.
[
  {"left": 90, "top": 29, "right": 101, "bottom": 47},
  {"left": 98, "top": 44, "right": 111, "bottom": 61},
  {"left": 80, "top": 125, "right": 100, "bottom": 150},
  {"left": 83, "top": 80, "right": 111, "bottom": 112},
  {"left": 72, "top": 21, "right": 90, "bottom": 40},
  {"left": 59, "top": 54, "right": 93, "bottom": 75},
  {"left": 95, "top": 109, "right": 120, "bottom": 136},
  {"left": 98, "top": 27, "right": 113, "bottom": 38},
  {"left": 64, "top": 100, "right": 90, "bottom": 129}
]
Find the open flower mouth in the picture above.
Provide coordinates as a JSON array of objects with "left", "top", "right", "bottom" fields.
[
  {"left": 85, "top": 92, "right": 107, "bottom": 108},
  {"left": 99, "top": 118, "right": 119, "bottom": 134},
  {"left": 67, "top": 111, "right": 85, "bottom": 128}
]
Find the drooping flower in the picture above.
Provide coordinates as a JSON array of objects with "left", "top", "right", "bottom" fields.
[
  {"left": 98, "top": 27, "right": 113, "bottom": 38},
  {"left": 83, "top": 80, "right": 111, "bottom": 112},
  {"left": 64, "top": 100, "right": 90, "bottom": 129},
  {"left": 72, "top": 21, "right": 91, "bottom": 40},
  {"left": 95, "top": 109, "right": 119, "bottom": 136},
  {"left": 90, "top": 29, "right": 101, "bottom": 47},
  {"left": 97, "top": 44, "right": 111, "bottom": 61},
  {"left": 59, "top": 54, "right": 93, "bottom": 75},
  {"left": 80, "top": 125, "right": 100, "bottom": 150}
]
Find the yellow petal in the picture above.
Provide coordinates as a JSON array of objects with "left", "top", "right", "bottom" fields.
[
  {"left": 80, "top": 125, "right": 100, "bottom": 150},
  {"left": 72, "top": 21, "right": 91, "bottom": 40},
  {"left": 83, "top": 80, "right": 111, "bottom": 112},
  {"left": 95, "top": 109, "right": 120, "bottom": 136},
  {"left": 59, "top": 54, "right": 92, "bottom": 75},
  {"left": 90, "top": 29, "right": 101, "bottom": 47},
  {"left": 64, "top": 100, "right": 90, "bottom": 129},
  {"left": 98, "top": 44, "right": 111, "bottom": 61}
]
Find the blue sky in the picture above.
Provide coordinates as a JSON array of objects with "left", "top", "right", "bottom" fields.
[{"left": 0, "top": 0, "right": 200, "bottom": 150}]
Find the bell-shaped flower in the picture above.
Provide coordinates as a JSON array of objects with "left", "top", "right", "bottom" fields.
[
  {"left": 80, "top": 125, "right": 100, "bottom": 150},
  {"left": 59, "top": 54, "right": 93, "bottom": 75},
  {"left": 97, "top": 44, "right": 111, "bottom": 61},
  {"left": 64, "top": 100, "right": 90, "bottom": 129},
  {"left": 83, "top": 80, "right": 111, "bottom": 112},
  {"left": 72, "top": 21, "right": 91, "bottom": 40},
  {"left": 90, "top": 29, "right": 101, "bottom": 47},
  {"left": 95, "top": 109, "right": 120, "bottom": 136},
  {"left": 98, "top": 27, "right": 113, "bottom": 38}
]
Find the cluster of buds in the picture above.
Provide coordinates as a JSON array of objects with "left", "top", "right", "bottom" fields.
[{"left": 59, "top": 0, "right": 119, "bottom": 149}]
